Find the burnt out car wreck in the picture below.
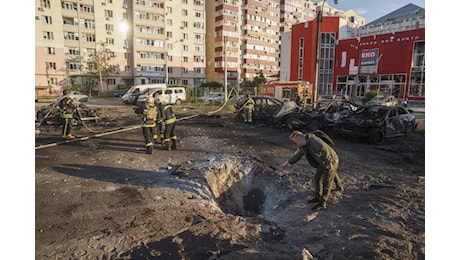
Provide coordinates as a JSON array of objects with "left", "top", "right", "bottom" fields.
[
  {"left": 36, "top": 101, "right": 99, "bottom": 128},
  {"left": 251, "top": 100, "right": 417, "bottom": 145},
  {"left": 331, "top": 104, "right": 418, "bottom": 144}
]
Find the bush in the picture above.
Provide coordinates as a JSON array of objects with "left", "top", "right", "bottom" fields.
[{"left": 362, "top": 90, "right": 380, "bottom": 104}]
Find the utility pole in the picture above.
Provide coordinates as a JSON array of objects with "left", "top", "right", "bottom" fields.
[
  {"left": 224, "top": 36, "right": 228, "bottom": 102},
  {"left": 313, "top": 0, "right": 338, "bottom": 110}
]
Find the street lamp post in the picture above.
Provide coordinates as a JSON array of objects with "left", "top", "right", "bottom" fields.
[{"left": 313, "top": 0, "right": 337, "bottom": 110}]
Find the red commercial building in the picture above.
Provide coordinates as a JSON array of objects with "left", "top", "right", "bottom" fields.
[{"left": 289, "top": 17, "right": 425, "bottom": 103}]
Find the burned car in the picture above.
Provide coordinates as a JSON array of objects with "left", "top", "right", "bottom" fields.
[
  {"left": 332, "top": 104, "right": 417, "bottom": 144},
  {"left": 234, "top": 96, "right": 284, "bottom": 122},
  {"left": 36, "top": 101, "right": 99, "bottom": 128},
  {"left": 273, "top": 100, "right": 360, "bottom": 132}
]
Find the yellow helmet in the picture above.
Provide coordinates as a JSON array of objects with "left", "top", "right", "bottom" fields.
[
  {"left": 146, "top": 96, "right": 155, "bottom": 105},
  {"left": 154, "top": 94, "right": 164, "bottom": 105}
]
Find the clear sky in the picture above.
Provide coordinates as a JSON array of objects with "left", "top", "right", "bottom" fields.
[{"left": 331, "top": 0, "right": 425, "bottom": 23}]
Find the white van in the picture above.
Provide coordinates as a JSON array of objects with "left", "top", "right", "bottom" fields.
[
  {"left": 137, "top": 87, "right": 186, "bottom": 105},
  {"left": 121, "top": 83, "right": 166, "bottom": 104}
]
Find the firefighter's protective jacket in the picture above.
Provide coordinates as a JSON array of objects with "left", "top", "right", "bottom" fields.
[
  {"left": 134, "top": 105, "right": 158, "bottom": 127},
  {"left": 59, "top": 96, "right": 76, "bottom": 119}
]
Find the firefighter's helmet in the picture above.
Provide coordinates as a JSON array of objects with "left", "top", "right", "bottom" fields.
[
  {"left": 154, "top": 94, "right": 164, "bottom": 105},
  {"left": 146, "top": 96, "right": 155, "bottom": 105}
]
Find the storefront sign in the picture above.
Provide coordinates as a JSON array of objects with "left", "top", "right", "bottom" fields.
[{"left": 359, "top": 48, "right": 379, "bottom": 74}]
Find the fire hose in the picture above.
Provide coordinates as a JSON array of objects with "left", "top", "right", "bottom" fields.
[{"left": 35, "top": 88, "right": 241, "bottom": 150}]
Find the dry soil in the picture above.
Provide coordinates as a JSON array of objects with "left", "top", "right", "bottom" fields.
[{"left": 35, "top": 99, "right": 425, "bottom": 259}]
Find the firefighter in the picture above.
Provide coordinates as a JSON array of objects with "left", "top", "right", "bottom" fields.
[
  {"left": 243, "top": 94, "right": 255, "bottom": 123},
  {"left": 153, "top": 93, "right": 165, "bottom": 144},
  {"left": 161, "top": 101, "right": 178, "bottom": 150},
  {"left": 59, "top": 89, "right": 76, "bottom": 139},
  {"left": 134, "top": 96, "right": 158, "bottom": 154}
]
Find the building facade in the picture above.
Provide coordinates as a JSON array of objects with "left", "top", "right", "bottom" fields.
[
  {"left": 35, "top": 0, "right": 365, "bottom": 97},
  {"left": 205, "top": 0, "right": 365, "bottom": 92},
  {"left": 334, "top": 28, "right": 425, "bottom": 102},
  {"left": 35, "top": 0, "right": 206, "bottom": 97}
]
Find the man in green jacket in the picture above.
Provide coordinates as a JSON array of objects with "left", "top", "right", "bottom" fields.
[{"left": 280, "top": 131, "right": 343, "bottom": 211}]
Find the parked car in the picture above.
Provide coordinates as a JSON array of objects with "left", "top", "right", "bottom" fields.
[
  {"left": 201, "top": 92, "right": 226, "bottom": 104},
  {"left": 332, "top": 105, "right": 417, "bottom": 144},
  {"left": 137, "top": 87, "right": 187, "bottom": 106},
  {"left": 366, "top": 95, "right": 398, "bottom": 106},
  {"left": 69, "top": 91, "right": 89, "bottom": 102},
  {"left": 234, "top": 96, "right": 284, "bottom": 122},
  {"left": 111, "top": 90, "right": 127, "bottom": 97}
]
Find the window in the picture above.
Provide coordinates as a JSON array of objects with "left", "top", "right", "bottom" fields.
[
  {"left": 62, "top": 1, "right": 76, "bottom": 10},
  {"left": 40, "top": 0, "right": 51, "bottom": 8},
  {"left": 181, "top": 21, "right": 188, "bottom": 28},
  {"left": 107, "top": 78, "right": 116, "bottom": 85},
  {"left": 194, "top": 33, "right": 203, "bottom": 40},
  {"left": 181, "top": 9, "right": 188, "bottom": 16},
  {"left": 46, "top": 62, "right": 56, "bottom": 70},
  {"left": 194, "top": 11, "right": 203, "bottom": 18},
  {"left": 167, "top": 7, "right": 172, "bottom": 13},
  {"left": 105, "top": 24, "right": 114, "bottom": 32},
  {"left": 106, "top": 38, "right": 114, "bottom": 44},
  {"left": 48, "top": 77, "right": 58, "bottom": 85},
  {"left": 43, "top": 31, "right": 54, "bottom": 40},
  {"left": 64, "top": 31, "right": 79, "bottom": 40},
  {"left": 67, "top": 62, "right": 81, "bottom": 70},
  {"left": 84, "top": 34, "right": 96, "bottom": 42},
  {"left": 45, "top": 47, "right": 55, "bottom": 55},
  {"left": 181, "top": 0, "right": 187, "bottom": 3},
  {"left": 66, "top": 47, "right": 80, "bottom": 55},
  {"left": 125, "top": 65, "right": 130, "bottom": 72},
  {"left": 83, "top": 19, "right": 95, "bottom": 29},
  {"left": 105, "top": 10, "right": 113, "bottom": 19},
  {"left": 167, "top": 31, "right": 172, "bottom": 38},
  {"left": 166, "top": 19, "right": 172, "bottom": 26},
  {"left": 63, "top": 17, "right": 77, "bottom": 26},
  {"left": 80, "top": 4, "right": 94, "bottom": 13},
  {"left": 193, "top": 0, "right": 204, "bottom": 6},
  {"left": 41, "top": 16, "right": 52, "bottom": 24}
]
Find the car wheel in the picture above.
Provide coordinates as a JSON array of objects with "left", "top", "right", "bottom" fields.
[
  {"left": 405, "top": 123, "right": 415, "bottom": 137},
  {"left": 368, "top": 128, "right": 385, "bottom": 144},
  {"left": 175, "top": 99, "right": 182, "bottom": 106}
]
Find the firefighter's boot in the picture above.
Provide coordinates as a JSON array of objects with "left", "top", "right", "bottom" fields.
[
  {"left": 164, "top": 140, "right": 171, "bottom": 151},
  {"left": 172, "top": 139, "right": 177, "bottom": 150}
]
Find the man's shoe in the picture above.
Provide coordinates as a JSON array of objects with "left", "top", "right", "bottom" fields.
[
  {"left": 311, "top": 203, "right": 326, "bottom": 211},
  {"left": 308, "top": 198, "right": 320, "bottom": 203}
]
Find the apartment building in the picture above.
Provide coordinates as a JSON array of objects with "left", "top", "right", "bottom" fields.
[
  {"left": 131, "top": 0, "right": 206, "bottom": 87},
  {"left": 35, "top": 0, "right": 363, "bottom": 97},
  {"left": 35, "top": 0, "right": 206, "bottom": 96},
  {"left": 352, "top": 4, "right": 424, "bottom": 38},
  {"left": 205, "top": 0, "right": 365, "bottom": 91},
  {"left": 35, "top": 0, "right": 132, "bottom": 96}
]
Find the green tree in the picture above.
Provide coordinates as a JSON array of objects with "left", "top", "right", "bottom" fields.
[
  {"left": 243, "top": 70, "right": 267, "bottom": 94},
  {"left": 197, "top": 81, "right": 224, "bottom": 96},
  {"left": 88, "top": 41, "right": 115, "bottom": 96}
]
